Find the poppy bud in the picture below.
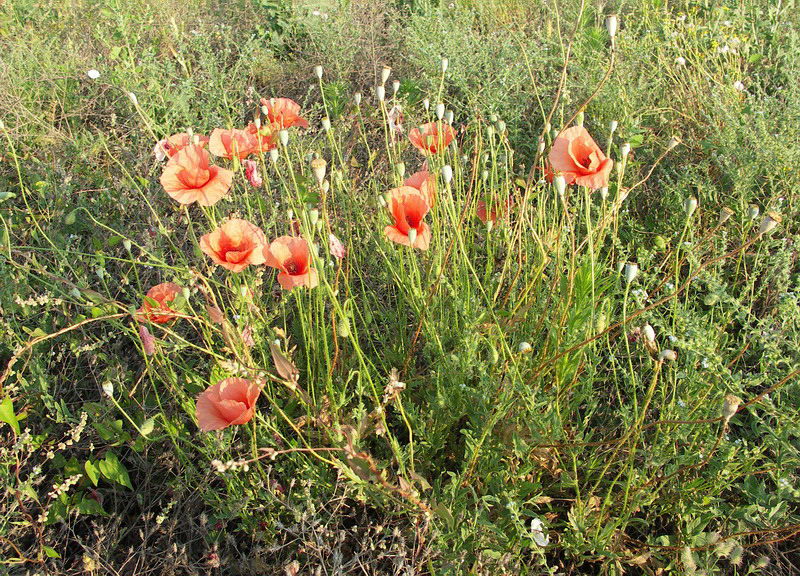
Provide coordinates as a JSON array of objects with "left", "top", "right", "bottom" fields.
[
  {"left": 537, "top": 136, "right": 546, "bottom": 155},
  {"left": 758, "top": 211, "right": 781, "bottom": 235},
  {"left": 392, "top": 80, "right": 400, "bottom": 95},
  {"left": 747, "top": 204, "right": 760, "bottom": 220},
  {"left": 496, "top": 120, "right": 506, "bottom": 133},
  {"left": 600, "top": 187, "right": 609, "bottom": 201},
  {"left": 486, "top": 220, "right": 494, "bottom": 233},
  {"left": 337, "top": 318, "right": 350, "bottom": 338},
  {"left": 620, "top": 142, "right": 631, "bottom": 160},
  {"left": 575, "top": 110, "right": 584, "bottom": 127},
  {"left": 123, "top": 239, "right": 132, "bottom": 252},
  {"left": 554, "top": 174, "right": 567, "bottom": 198},
  {"left": 441, "top": 57, "right": 449, "bottom": 73},
  {"left": 487, "top": 125, "right": 495, "bottom": 138},
  {"left": 722, "top": 394, "right": 741, "bottom": 424},
  {"left": 127, "top": 92, "right": 138, "bottom": 106},
  {"left": 253, "top": 116, "right": 261, "bottom": 130},
  {"left": 442, "top": 164, "right": 453, "bottom": 184},
  {"left": 423, "top": 98, "right": 430, "bottom": 111},
  {"left": 279, "top": 129, "right": 289, "bottom": 147},
  {"left": 643, "top": 324, "right": 656, "bottom": 343},
  {"left": 102, "top": 382, "right": 114, "bottom": 398},
  {"left": 354, "top": 92, "right": 362, "bottom": 107},
  {"left": 544, "top": 121, "right": 551, "bottom": 133},
  {"left": 309, "top": 209, "right": 319, "bottom": 227},
  {"left": 684, "top": 196, "right": 698, "bottom": 217},
  {"left": 321, "top": 117, "right": 331, "bottom": 132},
  {"left": 435, "top": 103, "right": 445, "bottom": 120},
  {"left": 595, "top": 311, "right": 608, "bottom": 334},
  {"left": 321, "top": 180, "right": 330, "bottom": 194},
  {"left": 623, "top": 262, "right": 639, "bottom": 284},
  {"left": 518, "top": 341, "right": 532, "bottom": 354},
  {"left": 269, "top": 148, "right": 279, "bottom": 163},
  {"left": 605, "top": 14, "right": 618, "bottom": 38},
  {"left": 261, "top": 105, "right": 269, "bottom": 115},
  {"left": 378, "top": 195, "right": 387, "bottom": 207},
  {"left": 407, "top": 228, "right": 417, "bottom": 245},
  {"left": 482, "top": 170, "right": 489, "bottom": 181},
  {"left": 314, "top": 65, "right": 323, "bottom": 80},
  {"left": 446, "top": 110, "right": 454, "bottom": 124},
  {"left": 609, "top": 120, "right": 618, "bottom": 134},
  {"left": 311, "top": 158, "right": 327, "bottom": 184},
  {"left": 659, "top": 349, "right": 677, "bottom": 362},
  {"left": 376, "top": 85, "right": 385, "bottom": 102},
  {"left": 718, "top": 206, "right": 734, "bottom": 225},
  {"left": 667, "top": 136, "right": 680, "bottom": 150},
  {"left": 381, "top": 66, "right": 391, "bottom": 85},
  {"left": 395, "top": 162, "right": 406, "bottom": 179}
]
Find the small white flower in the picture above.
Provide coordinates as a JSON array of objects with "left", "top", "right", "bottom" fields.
[
  {"left": 733, "top": 80, "right": 745, "bottom": 92},
  {"left": 87, "top": 69, "right": 101, "bottom": 80},
  {"left": 530, "top": 518, "right": 550, "bottom": 547},
  {"left": 675, "top": 56, "right": 686, "bottom": 66}
]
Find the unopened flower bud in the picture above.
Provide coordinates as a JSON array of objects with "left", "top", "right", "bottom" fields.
[
  {"left": 643, "top": 324, "right": 656, "bottom": 343},
  {"left": 609, "top": 120, "right": 618, "bottom": 134},
  {"left": 321, "top": 117, "right": 331, "bottom": 132},
  {"left": 407, "top": 228, "right": 417, "bottom": 245},
  {"left": 442, "top": 164, "right": 453, "bottom": 184},
  {"left": 518, "top": 341, "right": 532, "bottom": 354},
  {"left": 554, "top": 174, "right": 567, "bottom": 198},
  {"left": 537, "top": 136, "right": 546, "bottom": 155},
  {"left": 441, "top": 57, "right": 449, "bottom": 73},
  {"left": 684, "top": 196, "right": 698, "bottom": 217},
  {"left": 102, "top": 382, "right": 114, "bottom": 398},
  {"left": 378, "top": 195, "right": 387, "bottom": 207},
  {"left": 308, "top": 209, "right": 319, "bottom": 227},
  {"left": 314, "top": 65, "right": 323, "bottom": 80},
  {"left": 623, "top": 262, "right": 639, "bottom": 284},
  {"left": 376, "top": 85, "right": 385, "bottom": 102},
  {"left": 122, "top": 239, "right": 132, "bottom": 252},
  {"left": 575, "top": 110, "right": 584, "bottom": 127},
  {"left": 446, "top": 110, "right": 454, "bottom": 124},
  {"left": 395, "top": 162, "right": 406, "bottom": 179},
  {"left": 381, "top": 66, "right": 391, "bottom": 85},
  {"left": 435, "top": 103, "right": 445, "bottom": 120},
  {"left": 747, "top": 204, "right": 760, "bottom": 220},
  {"left": 127, "top": 92, "right": 138, "bottom": 106},
  {"left": 659, "top": 349, "right": 677, "bottom": 362},
  {"left": 423, "top": 98, "right": 430, "bottom": 111},
  {"left": 269, "top": 148, "right": 279, "bottom": 163},
  {"left": 279, "top": 129, "right": 289, "bottom": 147},
  {"left": 354, "top": 92, "right": 362, "bottom": 106},
  {"left": 620, "top": 142, "right": 631, "bottom": 159},
  {"left": 496, "top": 120, "right": 506, "bottom": 133},
  {"left": 758, "top": 211, "right": 781, "bottom": 235},
  {"left": 605, "top": 14, "right": 618, "bottom": 38},
  {"left": 392, "top": 80, "right": 400, "bottom": 95},
  {"left": 718, "top": 206, "right": 734, "bottom": 225},
  {"left": 311, "top": 158, "right": 327, "bottom": 184},
  {"left": 321, "top": 180, "right": 330, "bottom": 194},
  {"left": 600, "top": 187, "right": 609, "bottom": 201}
]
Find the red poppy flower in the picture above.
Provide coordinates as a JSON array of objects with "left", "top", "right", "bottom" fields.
[
  {"left": 246, "top": 122, "right": 280, "bottom": 154},
  {"left": 409, "top": 122, "right": 455, "bottom": 155},
  {"left": 160, "top": 145, "right": 233, "bottom": 206},
  {"left": 477, "top": 198, "right": 513, "bottom": 224},
  {"left": 260, "top": 97, "right": 309, "bottom": 129},
  {"left": 404, "top": 170, "right": 437, "bottom": 208},
  {"left": 196, "top": 377, "right": 260, "bottom": 431},
  {"left": 156, "top": 132, "right": 210, "bottom": 160},
  {"left": 137, "top": 282, "right": 182, "bottom": 324},
  {"left": 384, "top": 186, "right": 431, "bottom": 250},
  {"left": 209, "top": 127, "right": 259, "bottom": 160},
  {"left": 548, "top": 126, "right": 613, "bottom": 190},
  {"left": 264, "top": 236, "right": 319, "bottom": 291},
  {"left": 200, "top": 219, "right": 267, "bottom": 272}
]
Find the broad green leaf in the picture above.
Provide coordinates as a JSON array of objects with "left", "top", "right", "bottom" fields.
[
  {"left": 84, "top": 460, "right": 100, "bottom": 486},
  {"left": 98, "top": 452, "right": 133, "bottom": 490},
  {"left": 0, "top": 397, "right": 20, "bottom": 435}
]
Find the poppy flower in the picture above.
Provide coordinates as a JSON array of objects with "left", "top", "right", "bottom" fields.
[
  {"left": 384, "top": 186, "right": 431, "bottom": 250},
  {"left": 328, "top": 233, "right": 346, "bottom": 260},
  {"left": 246, "top": 122, "right": 280, "bottom": 154},
  {"left": 137, "top": 282, "right": 182, "bottom": 324},
  {"left": 264, "top": 236, "right": 319, "bottom": 290},
  {"left": 155, "top": 132, "right": 210, "bottom": 161},
  {"left": 477, "top": 198, "right": 513, "bottom": 224},
  {"left": 209, "top": 127, "right": 259, "bottom": 159},
  {"left": 409, "top": 121, "right": 455, "bottom": 155},
  {"left": 548, "top": 126, "right": 613, "bottom": 190},
  {"left": 404, "top": 170, "right": 437, "bottom": 208},
  {"left": 243, "top": 159, "right": 263, "bottom": 188},
  {"left": 260, "top": 97, "right": 309, "bottom": 129},
  {"left": 196, "top": 377, "right": 260, "bottom": 431},
  {"left": 160, "top": 145, "right": 233, "bottom": 206},
  {"left": 200, "top": 219, "right": 267, "bottom": 272}
]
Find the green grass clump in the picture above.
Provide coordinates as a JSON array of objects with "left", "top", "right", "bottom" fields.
[{"left": 1, "top": 0, "right": 799, "bottom": 574}]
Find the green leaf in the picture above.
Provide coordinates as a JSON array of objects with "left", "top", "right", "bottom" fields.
[
  {"left": 43, "top": 546, "right": 61, "bottom": 558},
  {"left": 0, "top": 397, "right": 20, "bottom": 435},
  {"left": 84, "top": 460, "right": 100, "bottom": 486},
  {"left": 76, "top": 495, "right": 107, "bottom": 516},
  {"left": 0, "top": 191, "right": 16, "bottom": 203},
  {"left": 98, "top": 452, "right": 133, "bottom": 490}
]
